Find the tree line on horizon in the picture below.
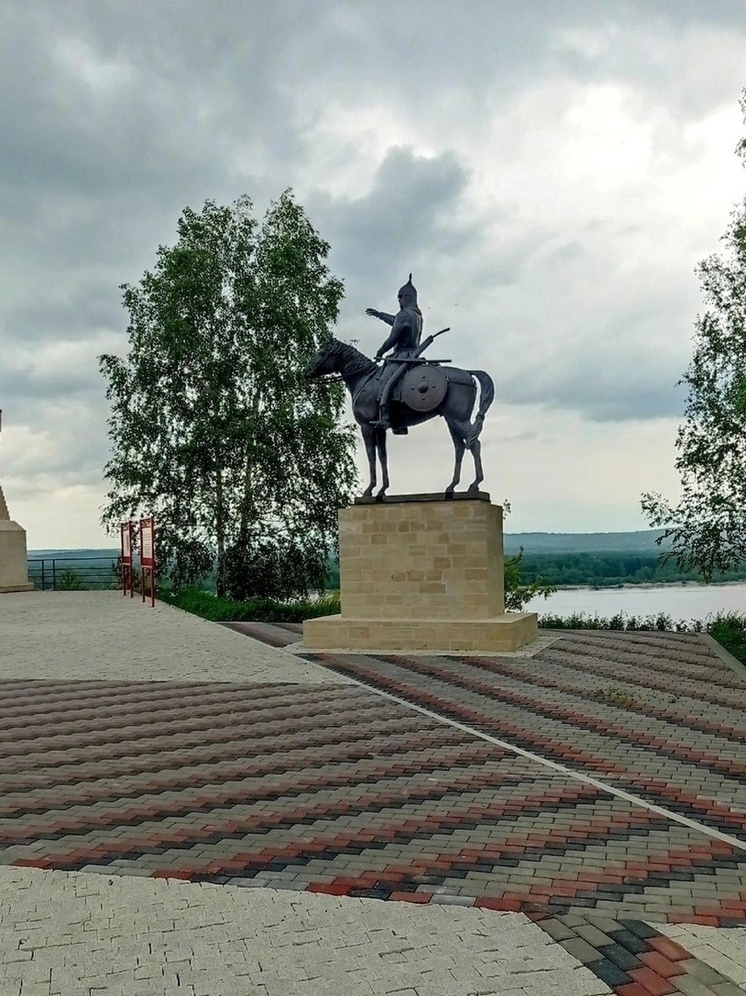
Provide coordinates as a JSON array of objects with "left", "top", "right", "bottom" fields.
[{"left": 516, "top": 552, "right": 746, "bottom": 588}]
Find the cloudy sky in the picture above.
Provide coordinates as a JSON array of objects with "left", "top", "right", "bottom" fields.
[{"left": 1, "top": 0, "right": 745, "bottom": 549}]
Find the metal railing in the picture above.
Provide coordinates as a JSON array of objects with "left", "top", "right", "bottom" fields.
[{"left": 27, "top": 556, "right": 119, "bottom": 591}]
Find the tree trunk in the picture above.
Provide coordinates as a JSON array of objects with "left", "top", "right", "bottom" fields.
[
  {"left": 239, "top": 395, "right": 260, "bottom": 540},
  {"left": 215, "top": 468, "right": 226, "bottom": 597}
]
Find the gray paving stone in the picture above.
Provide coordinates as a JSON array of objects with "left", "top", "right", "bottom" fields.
[
  {"left": 711, "top": 983, "right": 746, "bottom": 996},
  {"left": 573, "top": 924, "right": 614, "bottom": 948},
  {"left": 536, "top": 919, "right": 578, "bottom": 942},
  {"left": 675, "top": 975, "right": 728, "bottom": 996},
  {"left": 686, "top": 959, "right": 740, "bottom": 986},
  {"left": 556, "top": 937, "right": 604, "bottom": 965}
]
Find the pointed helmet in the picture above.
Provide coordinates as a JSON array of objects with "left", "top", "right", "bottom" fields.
[{"left": 397, "top": 273, "right": 418, "bottom": 308}]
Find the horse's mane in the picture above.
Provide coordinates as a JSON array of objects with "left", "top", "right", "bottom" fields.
[{"left": 328, "top": 338, "right": 378, "bottom": 379}]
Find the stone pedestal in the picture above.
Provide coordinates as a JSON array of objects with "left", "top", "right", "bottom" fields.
[
  {"left": 304, "top": 493, "right": 537, "bottom": 652},
  {"left": 0, "top": 481, "right": 33, "bottom": 593}
]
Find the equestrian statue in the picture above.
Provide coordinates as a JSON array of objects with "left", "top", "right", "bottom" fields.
[{"left": 305, "top": 275, "right": 494, "bottom": 498}]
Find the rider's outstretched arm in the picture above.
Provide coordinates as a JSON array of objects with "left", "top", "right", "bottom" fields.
[{"left": 366, "top": 308, "right": 395, "bottom": 327}]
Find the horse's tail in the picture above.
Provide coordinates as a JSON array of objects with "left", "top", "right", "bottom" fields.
[{"left": 465, "top": 370, "right": 494, "bottom": 448}]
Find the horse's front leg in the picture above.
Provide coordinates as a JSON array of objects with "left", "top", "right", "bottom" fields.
[
  {"left": 375, "top": 428, "right": 389, "bottom": 497},
  {"left": 360, "top": 424, "right": 377, "bottom": 497},
  {"left": 444, "top": 420, "right": 466, "bottom": 495},
  {"left": 468, "top": 439, "right": 484, "bottom": 493}
]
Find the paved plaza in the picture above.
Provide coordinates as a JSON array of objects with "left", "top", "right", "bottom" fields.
[{"left": 0, "top": 592, "right": 745, "bottom": 995}]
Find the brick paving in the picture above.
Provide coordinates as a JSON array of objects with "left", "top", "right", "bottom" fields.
[
  {"left": 532, "top": 915, "right": 746, "bottom": 995},
  {"left": 2, "top": 667, "right": 743, "bottom": 929},
  {"left": 302, "top": 632, "right": 746, "bottom": 921},
  {"left": 659, "top": 922, "right": 746, "bottom": 989},
  {"left": 1, "top": 595, "right": 746, "bottom": 994}
]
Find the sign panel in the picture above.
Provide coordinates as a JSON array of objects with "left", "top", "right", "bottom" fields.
[
  {"left": 139, "top": 516, "right": 156, "bottom": 606},
  {"left": 140, "top": 518, "right": 154, "bottom": 567},
  {"left": 121, "top": 523, "right": 132, "bottom": 563},
  {"left": 120, "top": 521, "right": 134, "bottom": 597}
]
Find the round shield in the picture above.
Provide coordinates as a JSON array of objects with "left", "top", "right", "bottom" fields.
[{"left": 401, "top": 364, "right": 448, "bottom": 412}]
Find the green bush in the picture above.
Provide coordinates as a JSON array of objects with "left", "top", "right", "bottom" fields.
[
  {"left": 504, "top": 548, "right": 556, "bottom": 611},
  {"left": 222, "top": 538, "right": 327, "bottom": 602},
  {"left": 540, "top": 610, "right": 746, "bottom": 666},
  {"left": 708, "top": 612, "right": 746, "bottom": 664},
  {"left": 58, "top": 568, "right": 86, "bottom": 591},
  {"left": 161, "top": 587, "right": 340, "bottom": 623},
  {"left": 540, "top": 611, "right": 685, "bottom": 631}
]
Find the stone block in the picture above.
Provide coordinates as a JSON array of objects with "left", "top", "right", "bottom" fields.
[
  {"left": 304, "top": 493, "right": 538, "bottom": 652},
  {"left": 336, "top": 495, "right": 505, "bottom": 621},
  {"left": 303, "top": 612, "right": 538, "bottom": 653},
  {"left": 0, "top": 520, "right": 33, "bottom": 593}
]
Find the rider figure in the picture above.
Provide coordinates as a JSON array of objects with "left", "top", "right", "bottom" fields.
[{"left": 366, "top": 274, "right": 423, "bottom": 432}]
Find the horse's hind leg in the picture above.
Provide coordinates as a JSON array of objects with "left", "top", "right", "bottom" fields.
[
  {"left": 375, "top": 428, "right": 389, "bottom": 497},
  {"left": 444, "top": 419, "right": 466, "bottom": 495},
  {"left": 468, "top": 439, "right": 484, "bottom": 493}
]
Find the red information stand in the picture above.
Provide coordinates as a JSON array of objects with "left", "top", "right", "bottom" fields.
[
  {"left": 120, "top": 521, "right": 134, "bottom": 598},
  {"left": 139, "top": 516, "right": 156, "bottom": 607}
]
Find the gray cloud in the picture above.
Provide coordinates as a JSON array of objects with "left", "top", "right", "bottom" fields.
[
  {"left": 503, "top": 360, "right": 686, "bottom": 422},
  {"left": 316, "top": 146, "right": 474, "bottom": 314},
  {"left": 0, "top": 0, "right": 745, "bottom": 542},
  {"left": 4, "top": 283, "right": 122, "bottom": 342}
]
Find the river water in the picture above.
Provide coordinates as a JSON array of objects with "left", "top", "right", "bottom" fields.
[{"left": 523, "top": 582, "right": 746, "bottom": 623}]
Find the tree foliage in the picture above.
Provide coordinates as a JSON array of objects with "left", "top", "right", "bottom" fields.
[
  {"left": 100, "top": 191, "right": 357, "bottom": 597},
  {"left": 642, "top": 91, "right": 746, "bottom": 580},
  {"left": 503, "top": 548, "right": 556, "bottom": 611},
  {"left": 500, "top": 503, "right": 556, "bottom": 610}
]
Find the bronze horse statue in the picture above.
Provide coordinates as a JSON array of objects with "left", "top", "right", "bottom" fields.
[{"left": 305, "top": 339, "right": 494, "bottom": 497}]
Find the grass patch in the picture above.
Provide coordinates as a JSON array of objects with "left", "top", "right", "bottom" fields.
[
  {"left": 540, "top": 610, "right": 746, "bottom": 667},
  {"left": 539, "top": 611, "right": 695, "bottom": 632},
  {"left": 708, "top": 612, "right": 746, "bottom": 666},
  {"left": 161, "top": 587, "right": 340, "bottom": 623},
  {"left": 592, "top": 687, "right": 640, "bottom": 708}
]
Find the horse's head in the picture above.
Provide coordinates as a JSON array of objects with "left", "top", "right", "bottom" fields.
[{"left": 305, "top": 338, "right": 341, "bottom": 380}]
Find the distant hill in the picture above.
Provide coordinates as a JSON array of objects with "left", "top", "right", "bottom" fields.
[
  {"left": 30, "top": 535, "right": 675, "bottom": 559},
  {"left": 503, "top": 531, "right": 672, "bottom": 555},
  {"left": 28, "top": 548, "right": 119, "bottom": 558},
  {"left": 25, "top": 549, "right": 121, "bottom": 591},
  {"left": 30, "top": 535, "right": 676, "bottom": 563}
]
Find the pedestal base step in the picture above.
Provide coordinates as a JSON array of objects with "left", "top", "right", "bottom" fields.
[
  {"left": 0, "top": 584, "right": 34, "bottom": 593},
  {"left": 303, "top": 612, "right": 538, "bottom": 653}
]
